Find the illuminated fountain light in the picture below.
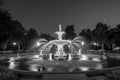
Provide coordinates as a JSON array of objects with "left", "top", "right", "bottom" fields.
[
  {"left": 79, "top": 67, "right": 89, "bottom": 71},
  {"left": 79, "top": 55, "right": 88, "bottom": 61},
  {"left": 39, "top": 49, "right": 43, "bottom": 57},
  {"left": 69, "top": 66, "right": 89, "bottom": 72},
  {"left": 68, "top": 53, "right": 72, "bottom": 61},
  {"left": 49, "top": 53, "right": 53, "bottom": 60},
  {"left": 32, "top": 55, "right": 43, "bottom": 61},
  {"left": 8, "top": 57, "right": 19, "bottom": 69},
  {"left": 8, "top": 61, "right": 16, "bottom": 69},
  {"left": 81, "top": 41, "right": 85, "bottom": 46},
  {"left": 29, "top": 64, "right": 39, "bottom": 71},
  {"left": 92, "top": 58, "right": 101, "bottom": 62},
  {"left": 78, "top": 49, "right": 82, "bottom": 56},
  {"left": 9, "top": 57, "right": 16, "bottom": 62},
  {"left": 33, "top": 55, "right": 40, "bottom": 58},
  {"left": 9, "top": 57, "right": 20, "bottom": 62},
  {"left": 78, "top": 49, "right": 82, "bottom": 60}
]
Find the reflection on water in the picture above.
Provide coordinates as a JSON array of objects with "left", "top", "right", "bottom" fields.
[
  {"left": 27, "top": 61, "right": 104, "bottom": 72},
  {"left": 29, "top": 64, "right": 54, "bottom": 72},
  {"left": 79, "top": 67, "right": 89, "bottom": 71},
  {"left": 0, "top": 56, "right": 119, "bottom": 73},
  {"left": 8, "top": 62, "right": 16, "bottom": 69},
  {"left": 29, "top": 64, "right": 38, "bottom": 71},
  {"left": 6, "top": 57, "right": 106, "bottom": 73},
  {"left": 95, "top": 63, "right": 103, "bottom": 69}
]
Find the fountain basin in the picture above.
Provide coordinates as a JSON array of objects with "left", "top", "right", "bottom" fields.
[{"left": 0, "top": 54, "right": 107, "bottom": 73}]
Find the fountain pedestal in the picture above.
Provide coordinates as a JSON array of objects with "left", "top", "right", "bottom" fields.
[
  {"left": 39, "top": 50, "right": 43, "bottom": 57},
  {"left": 49, "top": 53, "right": 53, "bottom": 60},
  {"left": 68, "top": 53, "right": 72, "bottom": 61}
]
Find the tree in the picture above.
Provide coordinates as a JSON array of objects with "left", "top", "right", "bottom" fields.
[
  {"left": 64, "top": 25, "right": 76, "bottom": 40},
  {"left": 0, "top": 1, "right": 26, "bottom": 50},
  {"left": 112, "top": 24, "right": 120, "bottom": 46},
  {"left": 91, "top": 22, "right": 110, "bottom": 45},
  {"left": 79, "top": 28, "right": 92, "bottom": 41},
  {"left": 39, "top": 33, "right": 55, "bottom": 41},
  {"left": 25, "top": 28, "right": 39, "bottom": 40},
  {"left": 0, "top": 8, "right": 27, "bottom": 50},
  {"left": 23, "top": 28, "right": 39, "bottom": 49}
]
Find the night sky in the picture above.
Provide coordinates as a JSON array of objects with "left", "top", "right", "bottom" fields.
[{"left": 3, "top": 0, "right": 120, "bottom": 34}]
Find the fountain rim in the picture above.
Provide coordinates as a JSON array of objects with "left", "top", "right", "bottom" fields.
[
  {"left": 1, "top": 60, "right": 120, "bottom": 75},
  {"left": 0, "top": 55, "right": 120, "bottom": 77}
]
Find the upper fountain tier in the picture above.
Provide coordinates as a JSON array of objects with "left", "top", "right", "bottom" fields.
[{"left": 55, "top": 24, "right": 65, "bottom": 40}]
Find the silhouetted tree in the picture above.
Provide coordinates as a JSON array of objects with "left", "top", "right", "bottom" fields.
[
  {"left": 113, "top": 24, "right": 120, "bottom": 46},
  {"left": 23, "top": 28, "right": 39, "bottom": 49},
  {"left": 0, "top": 7, "right": 27, "bottom": 50},
  {"left": 64, "top": 25, "right": 76, "bottom": 40},
  {"left": 92, "top": 22, "right": 110, "bottom": 45},
  {"left": 79, "top": 28, "right": 92, "bottom": 41},
  {"left": 39, "top": 33, "right": 55, "bottom": 41},
  {"left": 25, "top": 28, "right": 39, "bottom": 40}
]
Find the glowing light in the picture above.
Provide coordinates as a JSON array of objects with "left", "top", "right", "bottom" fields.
[
  {"left": 36, "top": 42, "right": 40, "bottom": 46},
  {"left": 80, "top": 55, "right": 88, "bottom": 60},
  {"left": 33, "top": 55, "right": 43, "bottom": 60},
  {"left": 68, "top": 54, "right": 72, "bottom": 61},
  {"left": 59, "top": 24, "right": 62, "bottom": 31},
  {"left": 13, "top": 42, "right": 17, "bottom": 45},
  {"left": 81, "top": 41, "right": 84, "bottom": 45},
  {"left": 9, "top": 57, "right": 15, "bottom": 62},
  {"left": 92, "top": 58, "right": 101, "bottom": 62},
  {"left": 79, "top": 67, "right": 89, "bottom": 71},
  {"left": 93, "top": 42, "right": 99, "bottom": 46},
  {"left": 33, "top": 55, "right": 39, "bottom": 58},
  {"left": 78, "top": 49, "right": 82, "bottom": 55},
  {"left": 49, "top": 53, "right": 53, "bottom": 60},
  {"left": 8, "top": 61, "right": 16, "bottom": 69},
  {"left": 29, "top": 64, "right": 38, "bottom": 71},
  {"left": 9, "top": 57, "right": 19, "bottom": 62}
]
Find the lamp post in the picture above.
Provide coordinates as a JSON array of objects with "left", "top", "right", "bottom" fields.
[{"left": 13, "top": 42, "right": 20, "bottom": 57}]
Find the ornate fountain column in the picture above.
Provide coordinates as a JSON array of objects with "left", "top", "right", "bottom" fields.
[
  {"left": 54, "top": 24, "right": 66, "bottom": 58},
  {"left": 68, "top": 53, "right": 72, "bottom": 61},
  {"left": 78, "top": 49, "right": 82, "bottom": 59},
  {"left": 39, "top": 49, "right": 43, "bottom": 57},
  {"left": 49, "top": 53, "right": 53, "bottom": 60}
]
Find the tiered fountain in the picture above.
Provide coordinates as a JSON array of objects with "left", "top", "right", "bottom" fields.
[{"left": 38, "top": 24, "right": 82, "bottom": 60}]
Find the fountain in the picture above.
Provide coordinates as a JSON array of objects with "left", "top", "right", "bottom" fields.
[
  {"left": 37, "top": 24, "right": 83, "bottom": 60},
  {"left": 0, "top": 24, "right": 111, "bottom": 75}
]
